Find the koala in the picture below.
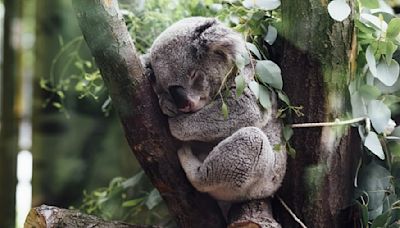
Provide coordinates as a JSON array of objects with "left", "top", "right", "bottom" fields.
[{"left": 143, "top": 17, "right": 287, "bottom": 202}]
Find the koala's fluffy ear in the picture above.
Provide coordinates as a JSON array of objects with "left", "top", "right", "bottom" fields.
[{"left": 192, "top": 19, "right": 247, "bottom": 63}]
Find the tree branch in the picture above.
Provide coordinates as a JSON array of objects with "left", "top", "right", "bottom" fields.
[
  {"left": 24, "top": 205, "right": 156, "bottom": 228},
  {"left": 71, "top": 0, "right": 225, "bottom": 227}
]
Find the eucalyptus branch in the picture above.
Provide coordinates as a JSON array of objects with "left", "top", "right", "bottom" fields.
[{"left": 291, "top": 117, "right": 369, "bottom": 129}]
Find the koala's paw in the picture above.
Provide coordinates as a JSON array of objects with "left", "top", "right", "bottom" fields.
[
  {"left": 177, "top": 144, "right": 193, "bottom": 164},
  {"left": 159, "top": 96, "right": 178, "bottom": 117}
]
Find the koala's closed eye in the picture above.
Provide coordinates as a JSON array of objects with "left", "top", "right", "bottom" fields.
[{"left": 191, "top": 71, "right": 207, "bottom": 91}]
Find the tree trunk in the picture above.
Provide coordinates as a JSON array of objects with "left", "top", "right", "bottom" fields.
[
  {"left": 276, "top": 0, "right": 359, "bottom": 227},
  {"left": 71, "top": 0, "right": 225, "bottom": 227},
  {"left": 0, "top": 0, "right": 23, "bottom": 226}
]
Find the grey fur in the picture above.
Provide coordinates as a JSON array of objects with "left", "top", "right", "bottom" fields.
[{"left": 144, "top": 17, "right": 287, "bottom": 202}]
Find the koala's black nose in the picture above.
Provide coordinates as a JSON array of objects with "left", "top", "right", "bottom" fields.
[{"left": 168, "top": 86, "right": 189, "bottom": 109}]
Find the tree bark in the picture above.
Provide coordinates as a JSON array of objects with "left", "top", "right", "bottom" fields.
[
  {"left": 24, "top": 205, "right": 157, "bottom": 228},
  {"left": 276, "top": 0, "right": 359, "bottom": 227},
  {"left": 71, "top": 0, "right": 226, "bottom": 227}
]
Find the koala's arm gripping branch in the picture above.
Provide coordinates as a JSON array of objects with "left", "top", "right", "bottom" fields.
[
  {"left": 71, "top": 0, "right": 226, "bottom": 227},
  {"left": 169, "top": 88, "right": 266, "bottom": 142}
]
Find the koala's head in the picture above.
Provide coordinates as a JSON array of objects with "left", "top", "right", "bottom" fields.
[{"left": 149, "top": 17, "right": 247, "bottom": 114}]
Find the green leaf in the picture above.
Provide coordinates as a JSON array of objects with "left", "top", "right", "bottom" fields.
[
  {"left": 357, "top": 162, "right": 391, "bottom": 219},
  {"left": 242, "top": 0, "right": 280, "bottom": 10},
  {"left": 368, "top": 100, "right": 391, "bottom": 134},
  {"left": 350, "top": 91, "right": 367, "bottom": 118},
  {"left": 283, "top": 126, "right": 293, "bottom": 141},
  {"left": 286, "top": 143, "right": 296, "bottom": 158},
  {"left": 259, "top": 85, "right": 271, "bottom": 109},
  {"left": 366, "top": 45, "right": 378, "bottom": 77},
  {"left": 364, "top": 132, "right": 385, "bottom": 159},
  {"left": 386, "top": 18, "right": 400, "bottom": 39},
  {"left": 356, "top": 201, "right": 369, "bottom": 227},
  {"left": 52, "top": 102, "right": 62, "bottom": 109},
  {"left": 371, "top": 209, "right": 391, "bottom": 228},
  {"left": 145, "top": 189, "right": 162, "bottom": 210},
  {"left": 264, "top": 25, "right": 278, "bottom": 45},
  {"left": 359, "top": 84, "right": 381, "bottom": 100},
  {"left": 255, "top": 60, "right": 283, "bottom": 90},
  {"left": 235, "top": 53, "right": 245, "bottom": 70},
  {"left": 122, "top": 171, "right": 144, "bottom": 189},
  {"left": 221, "top": 102, "right": 228, "bottom": 119},
  {"left": 375, "top": 59, "right": 400, "bottom": 86},
  {"left": 360, "top": 0, "right": 379, "bottom": 9},
  {"left": 327, "top": 0, "right": 351, "bottom": 22},
  {"left": 246, "top": 42, "right": 261, "bottom": 59},
  {"left": 122, "top": 197, "right": 144, "bottom": 207},
  {"left": 277, "top": 90, "right": 290, "bottom": 105},
  {"left": 249, "top": 81, "right": 260, "bottom": 99},
  {"left": 57, "top": 91, "right": 65, "bottom": 99},
  {"left": 235, "top": 75, "right": 246, "bottom": 97}
]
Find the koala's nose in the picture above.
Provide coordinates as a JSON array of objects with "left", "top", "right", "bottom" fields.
[{"left": 168, "top": 86, "right": 190, "bottom": 109}]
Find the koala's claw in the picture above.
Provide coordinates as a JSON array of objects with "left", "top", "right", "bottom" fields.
[{"left": 159, "top": 97, "right": 178, "bottom": 117}]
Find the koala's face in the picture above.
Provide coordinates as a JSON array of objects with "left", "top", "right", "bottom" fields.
[{"left": 149, "top": 17, "right": 246, "bottom": 116}]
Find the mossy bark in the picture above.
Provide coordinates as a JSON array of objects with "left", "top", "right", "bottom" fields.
[{"left": 276, "top": 0, "right": 359, "bottom": 227}]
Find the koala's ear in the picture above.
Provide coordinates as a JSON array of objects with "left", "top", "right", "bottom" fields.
[
  {"left": 192, "top": 19, "right": 247, "bottom": 63},
  {"left": 140, "top": 53, "right": 156, "bottom": 83}
]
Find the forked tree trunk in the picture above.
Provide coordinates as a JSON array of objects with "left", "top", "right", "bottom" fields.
[
  {"left": 276, "top": 0, "right": 359, "bottom": 227},
  {"left": 70, "top": 0, "right": 359, "bottom": 227}
]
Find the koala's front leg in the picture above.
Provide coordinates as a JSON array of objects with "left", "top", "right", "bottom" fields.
[
  {"left": 178, "top": 127, "right": 283, "bottom": 201},
  {"left": 170, "top": 88, "right": 269, "bottom": 142}
]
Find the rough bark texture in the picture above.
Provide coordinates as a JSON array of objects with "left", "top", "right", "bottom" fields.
[
  {"left": 276, "top": 0, "right": 359, "bottom": 227},
  {"left": 24, "top": 205, "right": 157, "bottom": 228},
  {"left": 71, "top": 0, "right": 226, "bottom": 227}
]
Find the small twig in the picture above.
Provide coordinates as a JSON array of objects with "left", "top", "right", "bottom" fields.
[
  {"left": 277, "top": 196, "right": 307, "bottom": 228},
  {"left": 291, "top": 117, "right": 368, "bottom": 129}
]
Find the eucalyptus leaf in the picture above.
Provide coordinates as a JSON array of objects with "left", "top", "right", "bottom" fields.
[
  {"left": 246, "top": 42, "right": 261, "bottom": 59},
  {"left": 122, "top": 197, "right": 144, "bottom": 207},
  {"left": 375, "top": 59, "right": 399, "bottom": 86},
  {"left": 386, "top": 18, "right": 400, "bottom": 39},
  {"left": 357, "top": 162, "right": 391, "bottom": 219},
  {"left": 360, "top": 13, "right": 388, "bottom": 31},
  {"left": 235, "top": 53, "right": 245, "bottom": 70},
  {"left": 259, "top": 85, "right": 271, "bottom": 109},
  {"left": 145, "top": 189, "right": 162, "bottom": 210},
  {"left": 277, "top": 90, "right": 290, "bottom": 105},
  {"left": 235, "top": 75, "right": 246, "bottom": 97},
  {"left": 327, "top": 0, "right": 351, "bottom": 22},
  {"left": 360, "top": 0, "right": 379, "bottom": 9},
  {"left": 264, "top": 25, "right": 278, "bottom": 45},
  {"left": 351, "top": 91, "right": 367, "bottom": 118},
  {"left": 256, "top": 60, "right": 283, "bottom": 90},
  {"left": 249, "top": 81, "right": 260, "bottom": 99},
  {"left": 242, "top": 0, "right": 281, "bottom": 10},
  {"left": 359, "top": 84, "right": 381, "bottom": 100},
  {"left": 366, "top": 45, "right": 378, "bottom": 77},
  {"left": 283, "top": 126, "right": 293, "bottom": 141},
  {"left": 364, "top": 132, "right": 385, "bottom": 159},
  {"left": 391, "top": 126, "right": 400, "bottom": 137},
  {"left": 367, "top": 100, "right": 391, "bottom": 133}
]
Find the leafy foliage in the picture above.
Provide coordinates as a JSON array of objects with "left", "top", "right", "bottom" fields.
[
  {"left": 79, "top": 171, "right": 173, "bottom": 226},
  {"left": 327, "top": 0, "right": 400, "bottom": 226}
]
